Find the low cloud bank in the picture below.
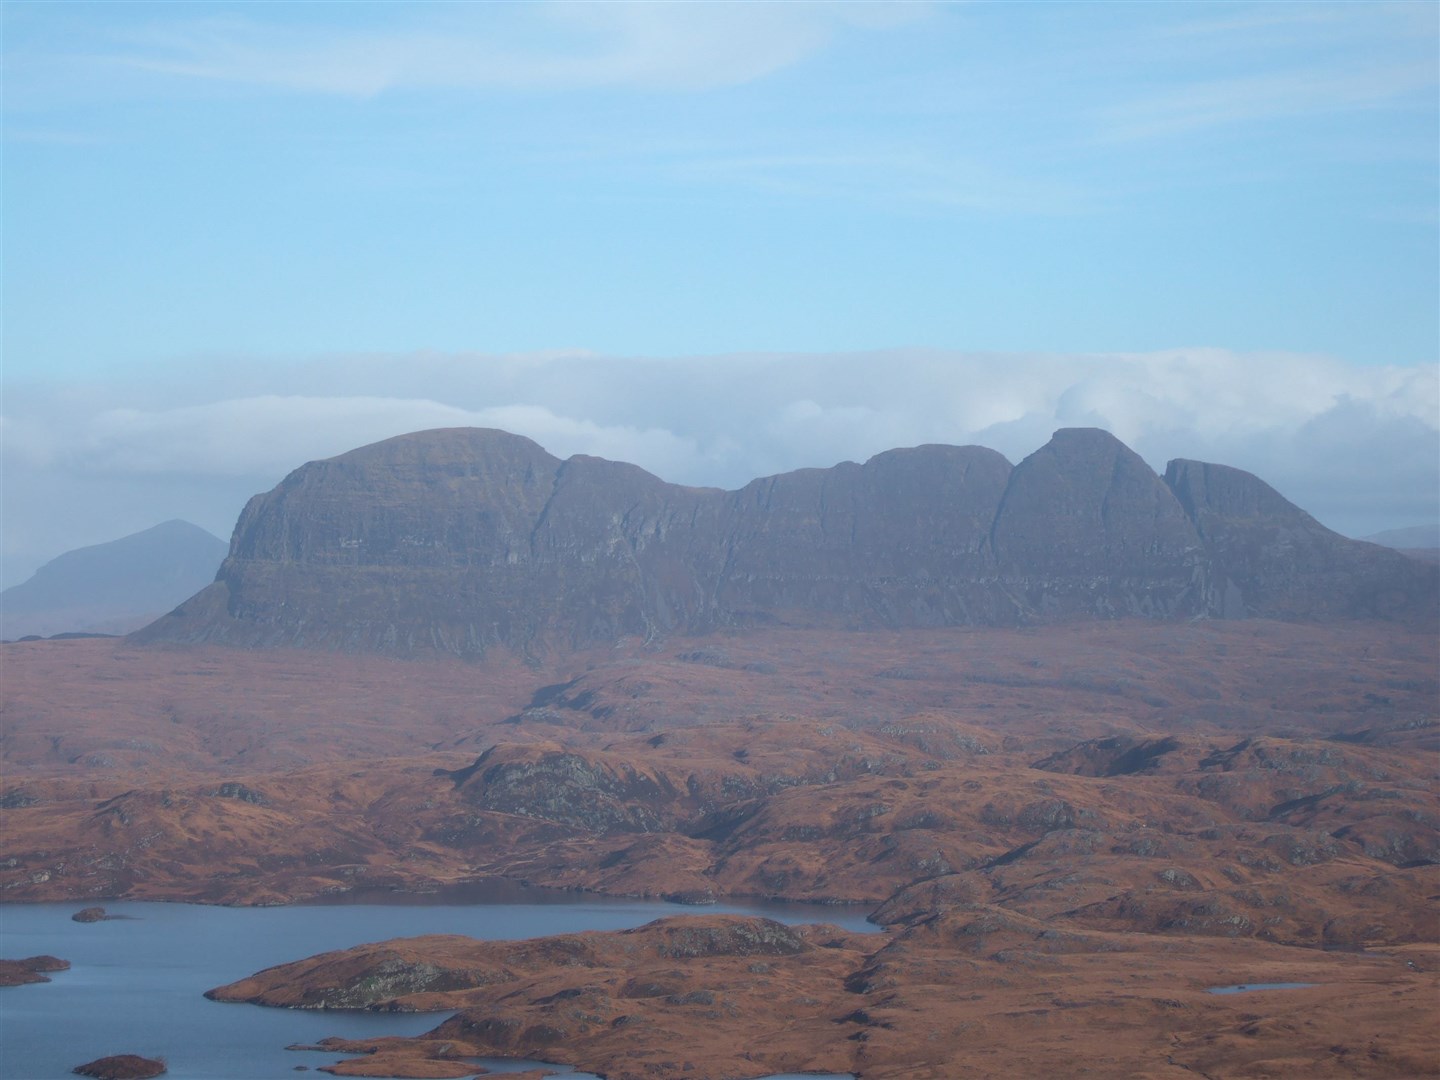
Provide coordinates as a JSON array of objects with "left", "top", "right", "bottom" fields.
[{"left": 3, "top": 348, "right": 1435, "bottom": 583}]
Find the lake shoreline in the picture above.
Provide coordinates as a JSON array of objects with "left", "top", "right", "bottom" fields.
[
  {"left": 1, "top": 893, "right": 876, "bottom": 1079},
  {"left": 1, "top": 873, "right": 882, "bottom": 924}
]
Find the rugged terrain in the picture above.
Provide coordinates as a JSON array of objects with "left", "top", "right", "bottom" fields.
[
  {"left": 0, "top": 953, "right": 68, "bottom": 986},
  {"left": 1, "top": 520, "right": 226, "bottom": 641},
  {"left": 3, "top": 620, "right": 1437, "bottom": 1076},
  {"left": 4, "top": 621, "right": 1435, "bottom": 910},
  {"left": 3, "top": 427, "right": 1436, "bottom": 1077},
  {"left": 134, "top": 427, "right": 1436, "bottom": 657},
  {"left": 208, "top": 917, "right": 1438, "bottom": 1080}
]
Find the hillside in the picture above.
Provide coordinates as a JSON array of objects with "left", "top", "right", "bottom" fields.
[
  {"left": 1, "top": 520, "right": 227, "bottom": 640},
  {"left": 133, "top": 427, "right": 1436, "bottom": 657},
  {"left": 1363, "top": 524, "right": 1440, "bottom": 549},
  {"left": 3, "top": 619, "right": 1435, "bottom": 1078},
  {"left": 4, "top": 620, "right": 1434, "bottom": 909},
  {"left": 4, "top": 428, "right": 1436, "bottom": 1079}
]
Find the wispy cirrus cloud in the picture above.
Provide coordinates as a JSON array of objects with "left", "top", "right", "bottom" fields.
[
  {"left": 101, "top": 1, "right": 932, "bottom": 97},
  {"left": 1095, "top": 62, "right": 1438, "bottom": 144},
  {"left": 1086, "top": 2, "right": 1437, "bottom": 144}
]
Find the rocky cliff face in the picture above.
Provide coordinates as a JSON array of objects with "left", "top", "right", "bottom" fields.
[
  {"left": 991, "top": 428, "right": 1205, "bottom": 618},
  {"left": 1164, "top": 458, "right": 1426, "bottom": 620},
  {"left": 133, "top": 426, "right": 1436, "bottom": 656}
]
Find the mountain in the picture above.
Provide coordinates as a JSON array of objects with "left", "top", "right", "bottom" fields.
[
  {"left": 1164, "top": 459, "right": 1436, "bottom": 618},
  {"left": 1363, "top": 523, "right": 1440, "bottom": 550},
  {"left": 133, "top": 428, "right": 1437, "bottom": 657},
  {"left": 1, "top": 520, "right": 228, "bottom": 640}
]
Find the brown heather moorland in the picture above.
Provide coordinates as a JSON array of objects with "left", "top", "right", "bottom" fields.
[
  {"left": 4, "top": 424, "right": 1438, "bottom": 1077},
  {"left": 3, "top": 618, "right": 1437, "bottom": 1078}
]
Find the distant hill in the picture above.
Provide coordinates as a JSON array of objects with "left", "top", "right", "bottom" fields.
[
  {"left": 1362, "top": 524, "right": 1440, "bottom": 550},
  {"left": 1, "top": 520, "right": 227, "bottom": 640},
  {"left": 133, "top": 428, "right": 1439, "bottom": 659}
]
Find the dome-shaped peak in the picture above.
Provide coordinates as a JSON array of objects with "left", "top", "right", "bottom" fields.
[
  {"left": 863, "top": 443, "right": 1013, "bottom": 471},
  {"left": 1051, "top": 426, "right": 1123, "bottom": 441},
  {"left": 329, "top": 427, "right": 560, "bottom": 468}
]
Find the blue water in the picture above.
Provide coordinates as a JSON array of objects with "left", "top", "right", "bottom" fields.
[
  {"left": 1207, "top": 982, "right": 1318, "bottom": 994},
  {"left": 0, "top": 887, "right": 869, "bottom": 1079}
]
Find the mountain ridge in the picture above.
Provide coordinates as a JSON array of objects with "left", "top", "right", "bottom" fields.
[
  {"left": 133, "top": 426, "right": 1437, "bottom": 657},
  {"left": 1363, "top": 523, "right": 1440, "bottom": 550},
  {"left": 1, "top": 519, "right": 227, "bottom": 640}
]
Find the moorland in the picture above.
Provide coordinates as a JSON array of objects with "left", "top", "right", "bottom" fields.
[{"left": 2, "top": 426, "right": 1436, "bottom": 1079}]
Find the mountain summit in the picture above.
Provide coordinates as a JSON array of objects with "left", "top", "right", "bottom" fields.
[
  {"left": 133, "top": 428, "right": 1436, "bottom": 657},
  {"left": 3, "top": 520, "right": 227, "bottom": 640}
]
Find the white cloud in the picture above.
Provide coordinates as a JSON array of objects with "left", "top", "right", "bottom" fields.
[
  {"left": 459, "top": 403, "right": 721, "bottom": 484},
  {"left": 67, "top": 396, "right": 470, "bottom": 475},
  {"left": 45, "top": 396, "right": 709, "bottom": 484},
  {"left": 3, "top": 348, "right": 1436, "bottom": 581}
]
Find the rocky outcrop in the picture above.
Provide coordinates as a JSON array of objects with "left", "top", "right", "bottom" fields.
[
  {"left": 208, "top": 915, "right": 866, "bottom": 1080},
  {"left": 71, "top": 1055, "right": 166, "bottom": 1079},
  {"left": 444, "top": 742, "right": 687, "bottom": 834},
  {"left": 205, "top": 937, "right": 503, "bottom": 1010},
  {"left": 133, "top": 427, "right": 1436, "bottom": 657},
  {"left": 207, "top": 913, "right": 1440, "bottom": 1080},
  {"left": 205, "top": 916, "right": 822, "bottom": 1012},
  {"left": 0, "top": 954, "right": 69, "bottom": 986}
]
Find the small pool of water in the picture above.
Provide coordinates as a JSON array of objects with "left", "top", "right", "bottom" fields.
[{"left": 1207, "top": 982, "right": 1318, "bottom": 994}]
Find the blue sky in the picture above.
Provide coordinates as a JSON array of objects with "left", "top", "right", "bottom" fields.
[
  {"left": 5, "top": 0, "right": 1436, "bottom": 369},
  {"left": 2, "top": 1, "right": 1438, "bottom": 578}
]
